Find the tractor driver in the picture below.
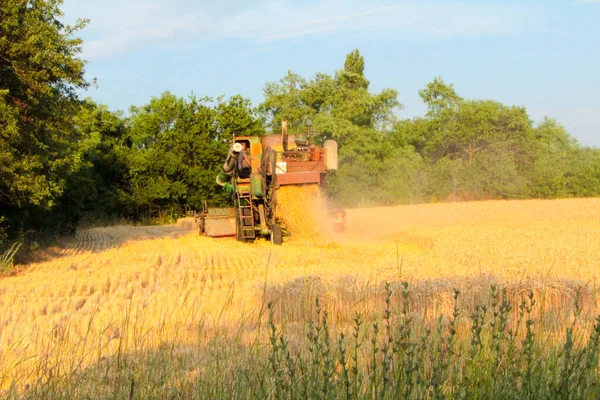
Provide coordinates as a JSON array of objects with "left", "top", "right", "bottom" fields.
[{"left": 237, "top": 142, "right": 252, "bottom": 178}]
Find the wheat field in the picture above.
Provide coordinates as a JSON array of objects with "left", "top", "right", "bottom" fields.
[{"left": 1, "top": 197, "right": 600, "bottom": 394}]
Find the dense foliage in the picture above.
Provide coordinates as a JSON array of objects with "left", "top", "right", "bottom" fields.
[
  {"left": 1, "top": 1, "right": 600, "bottom": 248},
  {"left": 1, "top": 0, "right": 89, "bottom": 239},
  {"left": 261, "top": 54, "right": 600, "bottom": 206}
]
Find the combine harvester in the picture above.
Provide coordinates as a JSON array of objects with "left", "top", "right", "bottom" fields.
[{"left": 197, "top": 121, "right": 344, "bottom": 244}]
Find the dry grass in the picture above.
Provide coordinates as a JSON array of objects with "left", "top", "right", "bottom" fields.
[{"left": 1, "top": 197, "right": 600, "bottom": 391}]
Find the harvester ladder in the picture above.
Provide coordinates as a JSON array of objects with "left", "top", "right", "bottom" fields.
[{"left": 237, "top": 189, "right": 256, "bottom": 240}]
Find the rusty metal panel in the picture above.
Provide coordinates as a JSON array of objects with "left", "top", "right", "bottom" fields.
[
  {"left": 203, "top": 208, "right": 236, "bottom": 237},
  {"left": 285, "top": 160, "right": 326, "bottom": 173},
  {"left": 277, "top": 171, "right": 321, "bottom": 185},
  {"left": 205, "top": 217, "right": 236, "bottom": 237},
  {"left": 206, "top": 208, "right": 235, "bottom": 218},
  {"left": 262, "top": 135, "right": 282, "bottom": 148},
  {"left": 262, "top": 134, "right": 298, "bottom": 150}
]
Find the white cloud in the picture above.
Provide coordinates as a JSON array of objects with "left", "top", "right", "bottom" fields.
[{"left": 61, "top": 0, "right": 543, "bottom": 60}]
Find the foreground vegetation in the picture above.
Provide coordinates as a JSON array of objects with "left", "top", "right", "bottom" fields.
[{"left": 2, "top": 282, "right": 600, "bottom": 399}]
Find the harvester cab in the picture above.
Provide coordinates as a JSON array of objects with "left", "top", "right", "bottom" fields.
[{"left": 198, "top": 121, "right": 341, "bottom": 244}]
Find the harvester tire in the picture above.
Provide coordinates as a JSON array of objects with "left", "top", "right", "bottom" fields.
[{"left": 271, "top": 224, "right": 283, "bottom": 245}]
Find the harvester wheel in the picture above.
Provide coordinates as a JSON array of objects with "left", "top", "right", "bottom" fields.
[{"left": 270, "top": 224, "right": 283, "bottom": 245}]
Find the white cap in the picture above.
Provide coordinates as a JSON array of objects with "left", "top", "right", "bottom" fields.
[{"left": 232, "top": 142, "right": 243, "bottom": 153}]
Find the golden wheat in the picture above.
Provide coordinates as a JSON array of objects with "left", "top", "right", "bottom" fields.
[
  {"left": 1, "top": 197, "right": 600, "bottom": 388},
  {"left": 275, "top": 184, "right": 329, "bottom": 242}
]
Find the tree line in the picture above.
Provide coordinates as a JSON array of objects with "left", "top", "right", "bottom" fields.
[{"left": 2, "top": 1, "right": 600, "bottom": 249}]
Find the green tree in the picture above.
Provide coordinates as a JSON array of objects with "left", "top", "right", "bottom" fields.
[
  {"left": 56, "top": 101, "right": 131, "bottom": 225},
  {"left": 567, "top": 148, "right": 600, "bottom": 196},
  {"left": 414, "top": 79, "right": 533, "bottom": 169},
  {"left": 261, "top": 71, "right": 332, "bottom": 135},
  {"left": 527, "top": 117, "right": 600, "bottom": 199},
  {"left": 528, "top": 118, "right": 577, "bottom": 197},
  {"left": 261, "top": 49, "right": 403, "bottom": 206},
  {"left": 396, "top": 79, "right": 538, "bottom": 200},
  {"left": 437, "top": 100, "right": 533, "bottom": 167},
  {"left": 340, "top": 48, "right": 369, "bottom": 90},
  {"left": 123, "top": 92, "right": 263, "bottom": 220},
  {"left": 0, "top": 0, "right": 90, "bottom": 236},
  {"left": 261, "top": 49, "right": 399, "bottom": 146},
  {"left": 215, "top": 95, "right": 264, "bottom": 139},
  {"left": 419, "top": 76, "right": 462, "bottom": 116}
]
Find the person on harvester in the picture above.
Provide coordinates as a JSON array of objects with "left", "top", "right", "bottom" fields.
[{"left": 237, "top": 142, "right": 251, "bottom": 178}]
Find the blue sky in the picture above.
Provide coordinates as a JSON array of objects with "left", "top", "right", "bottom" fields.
[{"left": 61, "top": 0, "right": 600, "bottom": 147}]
